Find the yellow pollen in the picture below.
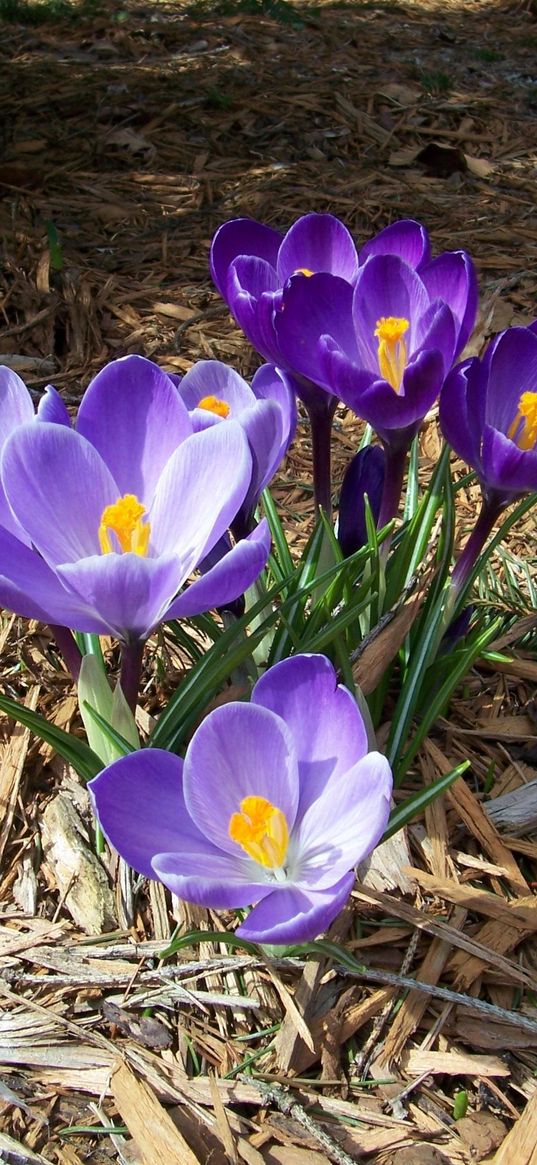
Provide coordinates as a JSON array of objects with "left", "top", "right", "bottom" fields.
[
  {"left": 293, "top": 267, "right": 314, "bottom": 277},
  {"left": 98, "top": 493, "right": 150, "bottom": 556},
  {"left": 198, "top": 394, "right": 231, "bottom": 419},
  {"left": 374, "top": 316, "right": 410, "bottom": 393},
  {"left": 229, "top": 795, "right": 289, "bottom": 870},
  {"left": 507, "top": 391, "right": 537, "bottom": 452}
]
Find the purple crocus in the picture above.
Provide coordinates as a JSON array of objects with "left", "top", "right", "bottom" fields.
[
  {"left": 172, "top": 360, "right": 296, "bottom": 538},
  {"left": 440, "top": 325, "right": 537, "bottom": 593},
  {"left": 0, "top": 355, "right": 270, "bottom": 659},
  {"left": 89, "top": 653, "right": 393, "bottom": 944},
  {"left": 337, "top": 445, "right": 386, "bottom": 558}
]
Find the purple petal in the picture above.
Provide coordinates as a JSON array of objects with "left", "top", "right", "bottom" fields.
[
  {"left": 89, "top": 749, "right": 205, "bottom": 879},
  {"left": 183, "top": 702, "right": 300, "bottom": 855},
  {"left": 177, "top": 360, "right": 254, "bottom": 415},
  {"left": 239, "top": 399, "right": 289, "bottom": 505},
  {"left": 58, "top": 552, "right": 183, "bottom": 642},
  {"left": 2, "top": 423, "right": 118, "bottom": 565},
  {"left": 277, "top": 214, "right": 359, "bottom": 284},
  {"left": 152, "top": 852, "right": 273, "bottom": 910},
  {"left": 0, "top": 526, "right": 104, "bottom": 630},
  {"left": 359, "top": 219, "right": 431, "bottom": 270},
  {"left": 484, "top": 328, "right": 537, "bottom": 434},
  {"left": 237, "top": 872, "right": 355, "bottom": 944},
  {"left": 227, "top": 258, "right": 281, "bottom": 362},
  {"left": 481, "top": 426, "right": 537, "bottom": 495},
  {"left": 251, "top": 364, "right": 297, "bottom": 448},
  {"left": 36, "top": 385, "right": 71, "bottom": 426},
  {"left": 439, "top": 359, "right": 483, "bottom": 469},
  {"left": 0, "top": 365, "right": 34, "bottom": 448},
  {"left": 166, "top": 520, "right": 270, "bottom": 620},
  {"left": 76, "top": 355, "right": 193, "bottom": 503},
  {"left": 360, "top": 348, "right": 446, "bottom": 438},
  {"left": 413, "top": 301, "right": 457, "bottom": 371},
  {"left": 352, "top": 255, "right": 430, "bottom": 369},
  {"left": 275, "top": 273, "right": 357, "bottom": 389},
  {"left": 292, "top": 753, "right": 393, "bottom": 889},
  {"left": 420, "top": 251, "right": 478, "bottom": 356},
  {"left": 149, "top": 421, "right": 251, "bottom": 564},
  {"left": 252, "top": 654, "right": 369, "bottom": 816},
  {"left": 338, "top": 445, "right": 386, "bottom": 557},
  {"left": 210, "top": 217, "right": 282, "bottom": 299}
]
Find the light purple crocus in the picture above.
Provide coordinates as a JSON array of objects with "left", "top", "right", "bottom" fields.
[
  {"left": 440, "top": 324, "right": 537, "bottom": 594},
  {"left": 89, "top": 653, "right": 393, "bottom": 944},
  {"left": 172, "top": 360, "right": 296, "bottom": 538},
  {"left": 0, "top": 355, "right": 270, "bottom": 649}
]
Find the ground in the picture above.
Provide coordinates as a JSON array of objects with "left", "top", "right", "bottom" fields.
[{"left": 1, "top": 0, "right": 537, "bottom": 1161}]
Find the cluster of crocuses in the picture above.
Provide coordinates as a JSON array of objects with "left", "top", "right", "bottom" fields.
[{"left": 1, "top": 210, "right": 536, "bottom": 945}]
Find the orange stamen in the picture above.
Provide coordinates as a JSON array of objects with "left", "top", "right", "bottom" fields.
[
  {"left": 229, "top": 795, "right": 289, "bottom": 869},
  {"left": 507, "top": 391, "right": 537, "bottom": 451},
  {"left": 374, "top": 316, "right": 409, "bottom": 392},
  {"left": 198, "top": 394, "right": 231, "bottom": 419},
  {"left": 98, "top": 494, "right": 150, "bottom": 556}
]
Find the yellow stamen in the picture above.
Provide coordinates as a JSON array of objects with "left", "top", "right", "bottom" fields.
[
  {"left": 293, "top": 267, "right": 314, "bottom": 277},
  {"left": 229, "top": 795, "right": 289, "bottom": 870},
  {"left": 507, "top": 391, "right": 537, "bottom": 451},
  {"left": 198, "top": 394, "right": 231, "bottom": 419},
  {"left": 374, "top": 316, "right": 410, "bottom": 393},
  {"left": 98, "top": 494, "right": 150, "bottom": 556}
]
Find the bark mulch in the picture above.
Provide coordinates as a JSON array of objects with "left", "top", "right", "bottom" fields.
[{"left": 1, "top": 1, "right": 537, "bottom": 1161}]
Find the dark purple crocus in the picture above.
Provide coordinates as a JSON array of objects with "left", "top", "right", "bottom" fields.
[
  {"left": 172, "top": 360, "right": 296, "bottom": 539},
  {"left": 440, "top": 325, "right": 537, "bottom": 593},
  {"left": 89, "top": 653, "right": 392, "bottom": 944},
  {"left": 337, "top": 445, "right": 385, "bottom": 557},
  {"left": 274, "top": 241, "right": 477, "bottom": 525},
  {"left": 0, "top": 356, "right": 270, "bottom": 667}
]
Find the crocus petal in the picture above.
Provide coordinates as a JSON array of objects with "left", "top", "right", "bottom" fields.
[
  {"left": 152, "top": 852, "right": 273, "bottom": 910},
  {"left": 413, "top": 301, "right": 457, "bottom": 372},
  {"left": 149, "top": 421, "right": 251, "bottom": 564},
  {"left": 210, "top": 217, "right": 282, "bottom": 299},
  {"left": 481, "top": 426, "right": 537, "bottom": 495},
  {"left": 227, "top": 258, "right": 281, "bottom": 362},
  {"left": 177, "top": 360, "right": 255, "bottom": 414},
  {"left": 352, "top": 255, "right": 430, "bottom": 368},
  {"left": 0, "top": 365, "right": 35, "bottom": 446},
  {"left": 76, "top": 355, "right": 193, "bottom": 503},
  {"left": 237, "top": 872, "right": 355, "bottom": 944},
  {"left": 2, "top": 423, "right": 118, "bottom": 565},
  {"left": 420, "top": 251, "right": 478, "bottom": 356},
  {"left": 58, "top": 552, "right": 183, "bottom": 642},
  {"left": 292, "top": 752, "right": 393, "bottom": 889},
  {"left": 0, "top": 526, "right": 104, "bottom": 630},
  {"left": 166, "top": 520, "right": 270, "bottom": 620},
  {"left": 275, "top": 273, "right": 357, "bottom": 389},
  {"left": 338, "top": 445, "right": 386, "bottom": 557},
  {"left": 239, "top": 399, "right": 288, "bottom": 504},
  {"left": 277, "top": 214, "right": 359, "bottom": 284},
  {"left": 359, "top": 219, "right": 431, "bottom": 270},
  {"left": 251, "top": 364, "right": 297, "bottom": 447},
  {"left": 36, "top": 385, "right": 71, "bottom": 426},
  {"left": 183, "top": 702, "right": 300, "bottom": 855},
  {"left": 484, "top": 327, "right": 537, "bottom": 434},
  {"left": 439, "top": 359, "right": 483, "bottom": 469},
  {"left": 252, "top": 654, "right": 369, "bottom": 816},
  {"left": 89, "top": 749, "right": 206, "bottom": 879}
]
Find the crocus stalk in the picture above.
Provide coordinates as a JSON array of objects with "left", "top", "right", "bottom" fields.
[
  {"left": 89, "top": 654, "right": 393, "bottom": 945},
  {"left": 0, "top": 356, "right": 271, "bottom": 704},
  {"left": 440, "top": 325, "right": 537, "bottom": 600}
]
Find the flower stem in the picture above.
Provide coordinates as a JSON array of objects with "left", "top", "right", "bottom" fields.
[
  {"left": 450, "top": 497, "right": 504, "bottom": 599},
  {"left": 49, "top": 624, "right": 82, "bottom": 682},
  {"left": 377, "top": 445, "right": 408, "bottom": 551},
  {"left": 306, "top": 397, "right": 337, "bottom": 517},
  {"left": 119, "top": 639, "right": 144, "bottom": 714}
]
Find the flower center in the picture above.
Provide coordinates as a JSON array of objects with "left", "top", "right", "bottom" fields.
[
  {"left": 198, "top": 394, "right": 230, "bottom": 419},
  {"left": 374, "top": 316, "right": 409, "bottom": 392},
  {"left": 507, "top": 391, "right": 537, "bottom": 451},
  {"left": 229, "top": 795, "right": 289, "bottom": 871},
  {"left": 293, "top": 267, "right": 314, "bottom": 277},
  {"left": 98, "top": 493, "right": 150, "bottom": 556}
]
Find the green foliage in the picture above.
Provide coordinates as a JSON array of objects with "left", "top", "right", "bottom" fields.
[
  {"left": 0, "top": 0, "right": 101, "bottom": 24},
  {"left": 453, "top": 1090, "right": 469, "bottom": 1120}
]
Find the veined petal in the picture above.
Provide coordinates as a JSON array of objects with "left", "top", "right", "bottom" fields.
[
  {"left": 149, "top": 421, "right": 251, "bottom": 563},
  {"left": 153, "top": 852, "right": 273, "bottom": 909},
  {"left": 0, "top": 525, "right": 104, "bottom": 631},
  {"left": 2, "top": 423, "right": 118, "bottom": 565},
  {"left": 439, "top": 359, "right": 484, "bottom": 470},
  {"left": 420, "top": 251, "right": 478, "bottom": 356},
  {"left": 275, "top": 273, "right": 357, "bottom": 388},
  {"left": 210, "top": 217, "right": 282, "bottom": 299},
  {"left": 58, "top": 552, "right": 183, "bottom": 642},
  {"left": 177, "top": 360, "right": 255, "bottom": 414},
  {"left": 227, "top": 258, "right": 281, "bottom": 362},
  {"left": 484, "top": 327, "right": 537, "bottom": 433},
  {"left": 277, "top": 214, "right": 359, "bottom": 284},
  {"left": 88, "top": 749, "right": 204, "bottom": 879},
  {"left": 414, "top": 301, "right": 457, "bottom": 370},
  {"left": 359, "top": 219, "right": 431, "bottom": 270},
  {"left": 352, "top": 254, "right": 430, "bottom": 368},
  {"left": 237, "top": 873, "right": 355, "bottom": 944},
  {"left": 292, "top": 752, "right": 393, "bottom": 889},
  {"left": 166, "top": 520, "right": 270, "bottom": 620},
  {"left": 0, "top": 365, "right": 34, "bottom": 447},
  {"left": 183, "top": 702, "right": 300, "bottom": 855},
  {"left": 481, "top": 425, "right": 537, "bottom": 495},
  {"left": 36, "top": 385, "right": 71, "bottom": 426},
  {"left": 76, "top": 355, "right": 193, "bottom": 503},
  {"left": 239, "top": 399, "right": 288, "bottom": 504},
  {"left": 251, "top": 364, "right": 297, "bottom": 448},
  {"left": 252, "top": 654, "right": 369, "bottom": 816}
]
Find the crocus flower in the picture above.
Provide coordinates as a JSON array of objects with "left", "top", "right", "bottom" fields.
[
  {"left": 172, "top": 360, "right": 296, "bottom": 537},
  {"left": 89, "top": 653, "right": 393, "bottom": 944},
  {"left": 439, "top": 325, "right": 537, "bottom": 594},
  {"left": 0, "top": 355, "right": 270, "bottom": 646},
  {"left": 337, "top": 445, "right": 385, "bottom": 557}
]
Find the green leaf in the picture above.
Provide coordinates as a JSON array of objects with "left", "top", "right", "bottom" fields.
[
  {"left": 161, "top": 928, "right": 259, "bottom": 959},
  {"left": 383, "top": 761, "right": 469, "bottom": 839},
  {"left": 0, "top": 692, "right": 102, "bottom": 782}
]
